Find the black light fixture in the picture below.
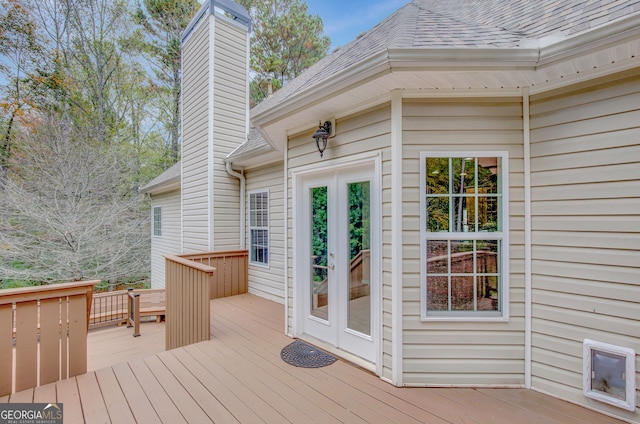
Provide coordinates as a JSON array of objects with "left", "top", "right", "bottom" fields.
[{"left": 312, "top": 120, "right": 332, "bottom": 157}]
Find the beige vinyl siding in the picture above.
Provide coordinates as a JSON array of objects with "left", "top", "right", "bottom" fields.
[
  {"left": 402, "top": 98, "right": 525, "bottom": 386},
  {"left": 530, "top": 73, "right": 640, "bottom": 421},
  {"left": 211, "top": 18, "right": 247, "bottom": 250},
  {"left": 181, "top": 18, "right": 210, "bottom": 252},
  {"left": 286, "top": 104, "right": 393, "bottom": 378},
  {"left": 181, "top": 14, "right": 248, "bottom": 253},
  {"left": 150, "top": 190, "right": 181, "bottom": 289},
  {"left": 245, "top": 162, "right": 285, "bottom": 303}
]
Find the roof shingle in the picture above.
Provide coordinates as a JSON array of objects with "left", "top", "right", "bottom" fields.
[{"left": 251, "top": 0, "right": 640, "bottom": 116}]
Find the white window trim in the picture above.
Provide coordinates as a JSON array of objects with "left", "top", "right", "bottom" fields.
[
  {"left": 420, "top": 151, "right": 510, "bottom": 322},
  {"left": 249, "top": 189, "right": 270, "bottom": 267},
  {"left": 153, "top": 206, "right": 162, "bottom": 237}
]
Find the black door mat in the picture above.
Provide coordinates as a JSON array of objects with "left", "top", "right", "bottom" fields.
[{"left": 280, "top": 340, "right": 338, "bottom": 368}]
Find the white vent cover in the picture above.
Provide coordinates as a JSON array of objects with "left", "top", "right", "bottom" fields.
[{"left": 583, "top": 339, "right": 636, "bottom": 411}]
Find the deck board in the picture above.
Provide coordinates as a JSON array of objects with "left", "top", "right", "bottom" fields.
[
  {"left": 75, "top": 372, "right": 110, "bottom": 424},
  {"left": 126, "top": 358, "right": 188, "bottom": 424},
  {"left": 171, "top": 346, "right": 265, "bottom": 424},
  {"left": 142, "top": 354, "right": 213, "bottom": 424},
  {"left": 95, "top": 367, "right": 137, "bottom": 424},
  {"left": 111, "top": 363, "right": 163, "bottom": 424},
  {"left": 3, "top": 293, "right": 627, "bottom": 423}
]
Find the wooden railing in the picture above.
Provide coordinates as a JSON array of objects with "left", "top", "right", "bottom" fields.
[
  {"left": 0, "top": 280, "right": 98, "bottom": 396},
  {"left": 315, "top": 250, "right": 371, "bottom": 308},
  {"left": 164, "top": 255, "right": 215, "bottom": 350},
  {"left": 349, "top": 249, "right": 371, "bottom": 299},
  {"left": 179, "top": 250, "right": 248, "bottom": 300},
  {"left": 89, "top": 288, "right": 166, "bottom": 338},
  {"left": 89, "top": 290, "right": 128, "bottom": 328}
]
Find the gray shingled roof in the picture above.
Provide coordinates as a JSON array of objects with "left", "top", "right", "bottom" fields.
[
  {"left": 251, "top": 0, "right": 640, "bottom": 116},
  {"left": 139, "top": 161, "right": 181, "bottom": 194},
  {"left": 225, "top": 126, "right": 273, "bottom": 162}
]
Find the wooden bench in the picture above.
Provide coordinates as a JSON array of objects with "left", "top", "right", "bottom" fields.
[
  {"left": 90, "top": 289, "right": 165, "bottom": 336},
  {"left": 127, "top": 288, "right": 166, "bottom": 337},
  {"left": 136, "top": 289, "right": 166, "bottom": 323}
]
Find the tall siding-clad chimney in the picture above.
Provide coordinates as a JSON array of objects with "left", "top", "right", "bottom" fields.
[{"left": 180, "top": 1, "right": 250, "bottom": 253}]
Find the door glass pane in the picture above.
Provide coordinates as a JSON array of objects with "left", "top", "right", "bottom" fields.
[
  {"left": 311, "top": 186, "right": 328, "bottom": 320},
  {"left": 347, "top": 181, "right": 370, "bottom": 336}
]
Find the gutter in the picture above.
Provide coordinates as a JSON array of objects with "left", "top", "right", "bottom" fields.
[{"left": 225, "top": 161, "right": 246, "bottom": 249}]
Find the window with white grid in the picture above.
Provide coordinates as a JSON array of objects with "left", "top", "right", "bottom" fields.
[
  {"left": 249, "top": 191, "right": 269, "bottom": 265},
  {"left": 420, "top": 152, "right": 509, "bottom": 320}
]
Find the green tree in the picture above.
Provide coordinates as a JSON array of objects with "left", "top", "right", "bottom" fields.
[
  {"left": 63, "top": 0, "right": 132, "bottom": 144},
  {"left": 236, "top": 0, "right": 330, "bottom": 106},
  {"left": 0, "top": 0, "right": 43, "bottom": 173},
  {"left": 132, "top": 0, "right": 200, "bottom": 162}
]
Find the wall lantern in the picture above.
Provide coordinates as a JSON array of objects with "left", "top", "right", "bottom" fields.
[{"left": 312, "top": 120, "right": 332, "bottom": 157}]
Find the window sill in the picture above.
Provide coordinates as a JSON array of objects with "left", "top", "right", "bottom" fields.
[{"left": 421, "top": 314, "right": 509, "bottom": 323}]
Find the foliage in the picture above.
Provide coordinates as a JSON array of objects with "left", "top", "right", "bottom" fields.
[
  {"left": 131, "top": 0, "right": 200, "bottom": 162},
  {"left": 310, "top": 182, "right": 370, "bottom": 271},
  {"left": 0, "top": 114, "right": 150, "bottom": 284},
  {"left": 0, "top": 0, "right": 47, "bottom": 170},
  {"left": 0, "top": 0, "right": 332, "bottom": 286},
  {"left": 348, "top": 182, "right": 370, "bottom": 259},
  {"left": 236, "top": 0, "right": 330, "bottom": 106},
  {"left": 311, "top": 186, "right": 327, "bottom": 266}
]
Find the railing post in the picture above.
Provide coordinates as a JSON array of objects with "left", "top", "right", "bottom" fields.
[
  {"left": 127, "top": 289, "right": 141, "bottom": 337},
  {"left": 164, "top": 255, "right": 215, "bottom": 350}
]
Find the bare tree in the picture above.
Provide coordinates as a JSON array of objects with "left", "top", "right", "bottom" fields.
[{"left": 0, "top": 114, "right": 150, "bottom": 285}]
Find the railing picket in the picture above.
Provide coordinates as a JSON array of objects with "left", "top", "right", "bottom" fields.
[
  {"left": 39, "top": 297, "right": 61, "bottom": 386},
  {"left": 15, "top": 300, "right": 38, "bottom": 392},
  {"left": 68, "top": 294, "right": 88, "bottom": 377},
  {"left": 60, "top": 292, "right": 68, "bottom": 382},
  {"left": 0, "top": 303, "right": 13, "bottom": 396}
]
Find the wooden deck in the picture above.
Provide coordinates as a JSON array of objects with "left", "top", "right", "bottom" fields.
[{"left": 0, "top": 294, "right": 626, "bottom": 423}]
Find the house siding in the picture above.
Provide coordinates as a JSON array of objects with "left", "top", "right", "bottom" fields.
[
  {"left": 211, "top": 18, "right": 247, "bottom": 250},
  {"left": 530, "top": 73, "right": 640, "bottom": 421},
  {"left": 149, "top": 190, "right": 181, "bottom": 289},
  {"left": 245, "top": 162, "right": 285, "bottom": 303},
  {"left": 181, "top": 13, "right": 248, "bottom": 253},
  {"left": 181, "top": 17, "right": 211, "bottom": 252},
  {"left": 402, "top": 98, "right": 526, "bottom": 386},
  {"left": 286, "top": 104, "right": 393, "bottom": 378}
]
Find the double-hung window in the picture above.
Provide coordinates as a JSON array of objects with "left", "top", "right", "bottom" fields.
[
  {"left": 420, "top": 152, "right": 509, "bottom": 320},
  {"left": 249, "top": 190, "right": 269, "bottom": 266},
  {"left": 153, "top": 206, "right": 162, "bottom": 237}
]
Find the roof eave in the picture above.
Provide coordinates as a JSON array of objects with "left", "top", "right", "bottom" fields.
[
  {"left": 140, "top": 177, "right": 181, "bottom": 195},
  {"left": 226, "top": 149, "right": 283, "bottom": 169},
  {"left": 539, "top": 13, "right": 640, "bottom": 66},
  {"left": 251, "top": 48, "right": 540, "bottom": 127}
]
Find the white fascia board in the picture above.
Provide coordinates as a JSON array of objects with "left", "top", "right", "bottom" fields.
[
  {"left": 387, "top": 48, "right": 540, "bottom": 70},
  {"left": 140, "top": 178, "right": 181, "bottom": 195},
  {"left": 538, "top": 13, "right": 640, "bottom": 66},
  {"left": 252, "top": 50, "right": 393, "bottom": 127},
  {"left": 228, "top": 149, "right": 283, "bottom": 169},
  {"left": 251, "top": 48, "right": 539, "bottom": 127}
]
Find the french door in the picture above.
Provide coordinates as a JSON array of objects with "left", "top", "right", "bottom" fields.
[{"left": 295, "top": 160, "right": 379, "bottom": 364}]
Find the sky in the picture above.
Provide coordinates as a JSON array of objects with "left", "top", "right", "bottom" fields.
[{"left": 305, "top": 0, "right": 407, "bottom": 50}]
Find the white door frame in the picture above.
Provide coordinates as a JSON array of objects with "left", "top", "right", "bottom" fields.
[{"left": 291, "top": 152, "right": 382, "bottom": 373}]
